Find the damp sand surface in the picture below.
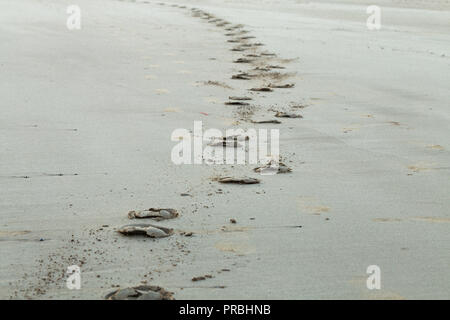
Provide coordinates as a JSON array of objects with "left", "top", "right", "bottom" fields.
[{"left": 0, "top": 0, "right": 449, "bottom": 299}]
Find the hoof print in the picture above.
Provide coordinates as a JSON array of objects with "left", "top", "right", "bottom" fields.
[
  {"left": 128, "top": 208, "right": 179, "bottom": 220},
  {"left": 118, "top": 224, "right": 173, "bottom": 238},
  {"left": 233, "top": 58, "right": 254, "bottom": 63},
  {"left": 225, "top": 101, "right": 250, "bottom": 106},
  {"left": 251, "top": 119, "right": 281, "bottom": 124},
  {"left": 229, "top": 96, "right": 252, "bottom": 101},
  {"left": 192, "top": 275, "right": 213, "bottom": 282},
  {"left": 275, "top": 112, "right": 302, "bottom": 118},
  {"left": 217, "top": 177, "right": 260, "bottom": 184},
  {"left": 250, "top": 87, "right": 273, "bottom": 92},
  {"left": 254, "top": 161, "right": 292, "bottom": 174},
  {"left": 208, "top": 140, "right": 242, "bottom": 148},
  {"left": 232, "top": 73, "right": 252, "bottom": 80},
  {"left": 105, "top": 285, "right": 174, "bottom": 300},
  {"left": 269, "top": 83, "right": 295, "bottom": 88}
]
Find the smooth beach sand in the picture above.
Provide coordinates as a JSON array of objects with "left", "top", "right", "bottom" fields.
[{"left": 0, "top": 0, "right": 449, "bottom": 299}]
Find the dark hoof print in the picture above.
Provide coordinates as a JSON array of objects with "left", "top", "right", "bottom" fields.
[
  {"left": 208, "top": 140, "right": 242, "bottom": 148},
  {"left": 232, "top": 73, "right": 253, "bottom": 80},
  {"left": 105, "top": 285, "right": 174, "bottom": 300},
  {"left": 275, "top": 112, "right": 302, "bottom": 118},
  {"left": 225, "top": 101, "right": 250, "bottom": 106},
  {"left": 250, "top": 87, "right": 273, "bottom": 92},
  {"left": 251, "top": 119, "right": 281, "bottom": 124},
  {"left": 229, "top": 96, "right": 252, "bottom": 101},
  {"left": 268, "top": 65, "right": 286, "bottom": 69},
  {"left": 254, "top": 67, "right": 271, "bottom": 72},
  {"left": 269, "top": 83, "right": 295, "bottom": 89},
  {"left": 117, "top": 224, "right": 173, "bottom": 238},
  {"left": 254, "top": 161, "right": 292, "bottom": 174},
  {"left": 128, "top": 208, "right": 179, "bottom": 220},
  {"left": 233, "top": 58, "right": 254, "bottom": 63},
  {"left": 217, "top": 177, "right": 260, "bottom": 184}
]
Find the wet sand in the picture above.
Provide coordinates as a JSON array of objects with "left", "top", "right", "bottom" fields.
[{"left": 0, "top": 0, "right": 449, "bottom": 299}]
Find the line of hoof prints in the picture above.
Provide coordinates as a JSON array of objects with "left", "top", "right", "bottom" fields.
[{"left": 103, "top": 2, "right": 301, "bottom": 299}]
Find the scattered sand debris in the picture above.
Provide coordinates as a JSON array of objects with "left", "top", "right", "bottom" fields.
[
  {"left": 250, "top": 87, "right": 273, "bottom": 92},
  {"left": 208, "top": 133, "right": 248, "bottom": 147},
  {"left": 105, "top": 285, "right": 174, "bottom": 300},
  {"left": 239, "top": 43, "right": 262, "bottom": 48},
  {"left": 128, "top": 208, "right": 178, "bottom": 220},
  {"left": 202, "top": 80, "right": 233, "bottom": 89},
  {"left": 229, "top": 96, "right": 252, "bottom": 101},
  {"left": 251, "top": 119, "right": 281, "bottom": 124},
  {"left": 235, "top": 104, "right": 256, "bottom": 119},
  {"left": 117, "top": 224, "right": 173, "bottom": 238},
  {"left": 220, "top": 134, "right": 250, "bottom": 142},
  {"left": 269, "top": 83, "right": 295, "bottom": 88},
  {"left": 254, "top": 160, "right": 292, "bottom": 174},
  {"left": 192, "top": 275, "right": 213, "bottom": 282},
  {"left": 208, "top": 140, "right": 242, "bottom": 148},
  {"left": 290, "top": 103, "right": 309, "bottom": 109},
  {"left": 217, "top": 177, "right": 260, "bottom": 184},
  {"left": 275, "top": 111, "right": 302, "bottom": 118},
  {"left": 254, "top": 72, "right": 294, "bottom": 81}
]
